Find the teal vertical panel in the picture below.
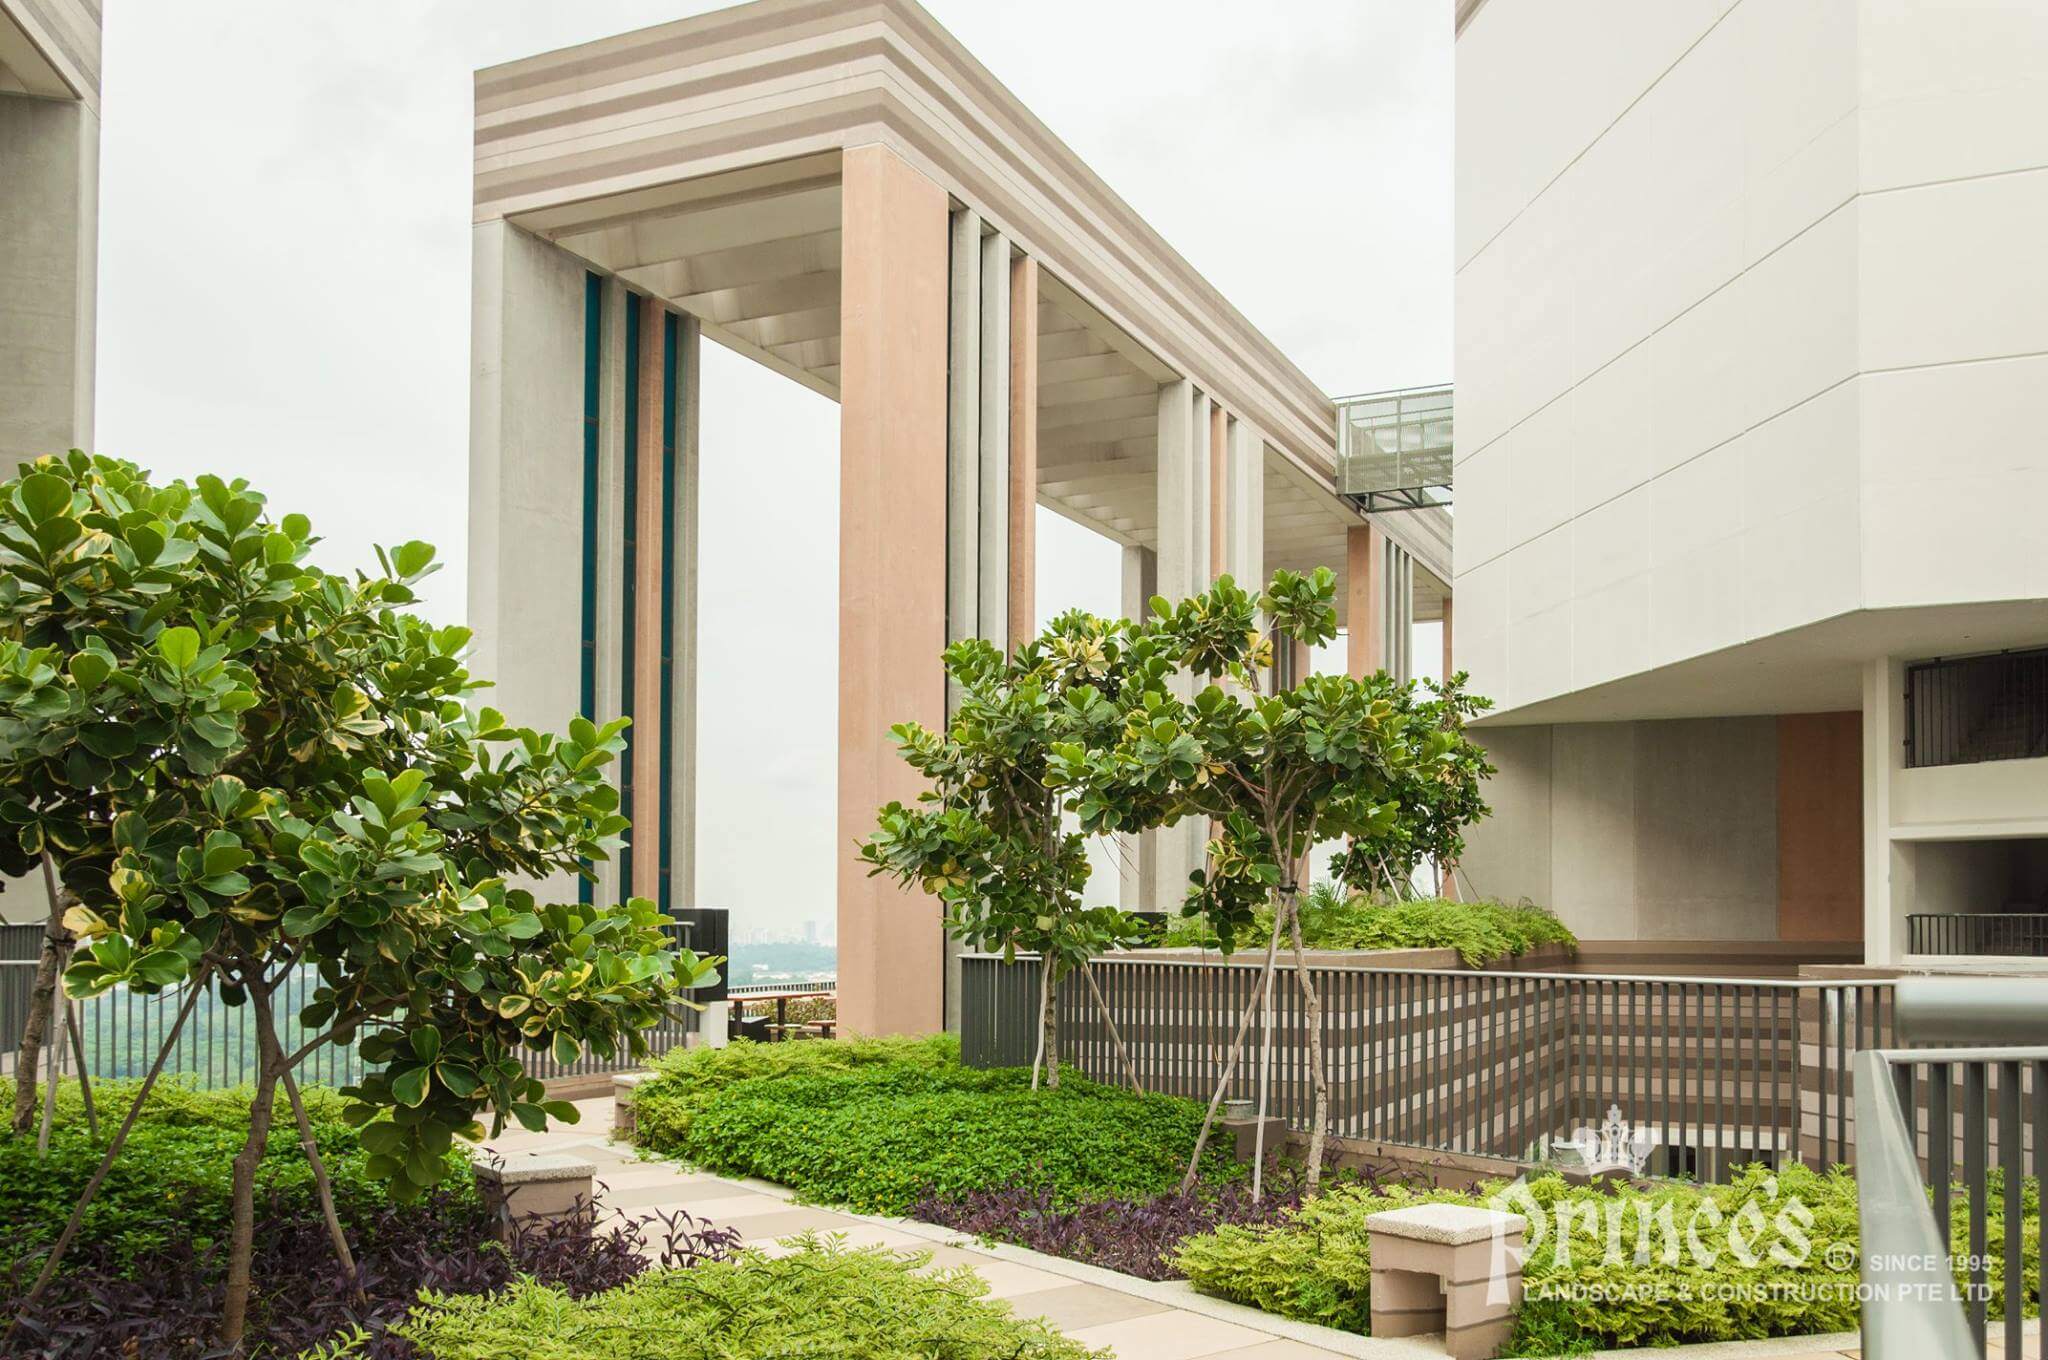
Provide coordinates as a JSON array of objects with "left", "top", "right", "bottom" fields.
[
  {"left": 620, "top": 292, "right": 642, "bottom": 896},
  {"left": 578, "top": 273, "right": 602, "bottom": 906},
  {"left": 659, "top": 311, "right": 679, "bottom": 915}
]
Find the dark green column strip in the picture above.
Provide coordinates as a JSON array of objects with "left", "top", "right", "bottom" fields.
[
  {"left": 658, "top": 311, "right": 679, "bottom": 914},
  {"left": 577, "top": 273, "right": 602, "bottom": 906},
  {"left": 620, "top": 292, "right": 642, "bottom": 896}
]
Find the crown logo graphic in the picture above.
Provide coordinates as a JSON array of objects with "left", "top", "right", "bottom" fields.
[{"left": 1551, "top": 1104, "right": 1657, "bottom": 1176}]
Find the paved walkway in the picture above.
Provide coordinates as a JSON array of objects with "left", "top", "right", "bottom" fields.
[{"left": 482, "top": 1098, "right": 2034, "bottom": 1360}]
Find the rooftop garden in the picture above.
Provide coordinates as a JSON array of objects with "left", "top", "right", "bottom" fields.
[{"left": 1159, "top": 883, "right": 1577, "bottom": 966}]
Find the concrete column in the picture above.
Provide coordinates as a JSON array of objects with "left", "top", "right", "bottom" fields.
[
  {"left": 469, "top": 220, "right": 589, "bottom": 906},
  {"left": 1008, "top": 256, "right": 1039, "bottom": 649},
  {"left": 1222, "top": 419, "right": 1264, "bottom": 584},
  {"left": 1208, "top": 404, "right": 1229, "bottom": 580},
  {"left": 1155, "top": 379, "right": 1211, "bottom": 902},
  {"left": 838, "top": 144, "right": 950, "bottom": 1037},
  {"left": 944, "top": 207, "right": 982, "bottom": 686},
  {"left": 1120, "top": 545, "right": 1160, "bottom": 910},
  {"left": 669, "top": 316, "right": 702, "bottom": 912},
  {"left": 592, "top": 277, "right": 632, "bottom": 909},
  {"left": 1441, "top": 593, "right": 1455, "bottom": 680},
  {"left": 1861, "top": 659, "right": 1902, "bottom": 964},
  {"left": 0, "top": 94, "right": 97, "bottom": 460},
  {"left": 630, "top": 298, "right": 667, "bottom": 904},
  {"left": 977, "top": 230, "right": 1012, "bottom": 654},
  {"left": 1347, "top": 522, "right": 1388, "bottom": 679}
]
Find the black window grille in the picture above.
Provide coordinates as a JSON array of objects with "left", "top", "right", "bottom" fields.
[{"left": 1903, "top": 647, "right": 2048, "bottom": 769}]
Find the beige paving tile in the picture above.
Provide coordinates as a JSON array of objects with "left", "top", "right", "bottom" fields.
[
  {"left": 611, "top": 1189, "right": 792, "bottom": 1217},
  {"left": 736, "top": 1207, "right": 866, "bottom": 1240},
  {"left": 1003, "top": 1282, "right": 1173, "bottom": 1333},
  {"left": 915, "top": 1250, "right": 1073, "bottom": 1300},
  {"left": 1197, "top": 1343, "right": 1357, "bottom": 1360},
  {"left": 1065, "top": 1309, "right": 1273, "bottom": 1359}
]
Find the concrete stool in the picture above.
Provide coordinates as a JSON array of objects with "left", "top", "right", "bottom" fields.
[
  {"left": 1221, "top": 1112, "right": 1290, "bottom": 1164},
  {"left": 1366, "top": 1203, "right": 1525, "bottom": 1360},
  {"left": 473, "top": 1152, "right": 596, "bottom": 1231},
  {"left": 612, "top": 1070, "right": 657, "bottom": 1136}
]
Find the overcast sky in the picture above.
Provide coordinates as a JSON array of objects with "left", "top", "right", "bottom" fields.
[{"left": 93, "top": 1, "right": 1451, "bottom": 938}]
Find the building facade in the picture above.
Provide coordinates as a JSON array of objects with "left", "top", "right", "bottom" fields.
[
  {"left": 468, "top": 0, "right": 1452, "bottom": 1034},
  {"left": 1453, "top": 0, "right": 2048, "bottom": 962}
]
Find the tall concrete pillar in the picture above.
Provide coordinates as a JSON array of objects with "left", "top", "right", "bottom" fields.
[
  {"left": 945, "top": 206, "right": 983, "bottom": 693},
  {"left": 1441, "top": 593, "right": 1455, "bottom": 681},
  {"left": 1861, "top": 658, "right": 1902, "bottom": 965},
  {"left": 838, "top": 144, "right": 951, "bottom": 1037},
  {"left": 670, "top": 316, "right": 702, "bottom": 916},
  {"left": 1221, "top": 419, "right": 1264, "bottom": 585},
  {"left": 1120, "top": 544, "right": 1160, "bottom": 910},
  {"left": 977, "top": 230, "right": 1012, "bottom": 654},
  {"left": 1346, "top": 522, "right": 1387, "bottom": 680},
  {"left": 1008, "top": 256, "right": 1039, "bottom": 648},
  {"left": 0, "top": 93, "right": 97, "bottom": 461},
  {"left": 1155, "top": 379, "right": 1212, "bottom": 905}
]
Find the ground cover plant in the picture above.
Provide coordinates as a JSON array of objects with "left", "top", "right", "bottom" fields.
[
  {"left": 395, "top": 1235, "right": 1107, "bottom": 1360},
  {"left": 0, "top": 1079, "right": 738, "bottom": 1359},
  {"left": 631, "top": 1035, "right": 1240, "bottom": 1215},
  {"left": 1162, "top": 888, "right": 1576, "bottom": 968},
  {"left": 1170, "top": 1164, "right": 2041, "bottom": 1353}
]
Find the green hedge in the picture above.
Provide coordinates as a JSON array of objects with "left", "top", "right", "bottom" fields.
[
  {"left": 395, "top": 1236, "right": 1106, "bottom": 1359},
  {"left": 631, "top": 1035, "right": 1238, "bottom": 1214},
  {"left": 0, "top": 1077, "right": 476, "bottom": 1270},
  {"left": 1172, "top": 1164, "right": 2040, "bottom": 1352},
  {"left": 1164, "top": 893, "right": 1576, "bottom": 967}
]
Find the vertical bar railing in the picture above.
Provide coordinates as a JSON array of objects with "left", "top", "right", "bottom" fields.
[{"left": 962, "top": 954, "right": 1897, "bottom": 1180}]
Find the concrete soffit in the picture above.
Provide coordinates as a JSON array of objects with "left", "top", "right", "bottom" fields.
[
  {"left": 475, "top": 0, "right": 1342, "bottom": 492},
  {"left": 0, "top": 0, "right": 100, "bottom": 110}
]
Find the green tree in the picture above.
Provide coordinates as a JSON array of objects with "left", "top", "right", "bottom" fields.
[
  {"left": 1059, "top": 568, "right": 1493, "bottom": 1195},
  {"left": 860, "top": 612, "right": 1162, "bottom": 1088},
  {"left": 0, "top": 454, "right": 717, "bottom": 1351},
  {"left": 1325, "top": 672, "right": 1494, "bottom": 900}
]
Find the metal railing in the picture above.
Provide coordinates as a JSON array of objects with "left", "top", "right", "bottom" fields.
[
  {"left": 1856, "top": 979, "right": 2048, "bottom": 1360},
  {"left": 0, "top": 917, "right": 744, "bottom": 1090},
  {"left": 961, "top": 954, "right": 1892, "bottom": 1181},
  {"left": 1904, "top": 646, "right": 2048, "bottom": 768},
  {"left": 1909, "top": 913, "right": 2048, "bottom": 957}
]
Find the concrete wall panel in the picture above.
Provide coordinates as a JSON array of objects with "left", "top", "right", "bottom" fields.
[{"left": 1633, "top": 718, "right": 1778, "bottom": 939}]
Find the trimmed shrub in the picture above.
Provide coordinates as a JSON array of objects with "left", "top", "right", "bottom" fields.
[
  {"left": 631, "top": 1036, "right": 1239, "bottom": 1214},
  {"left": 395, "top": 1236, "right": 1107, "bottom": 1360},
  {"left": 1163, "top": 891, "right": 1575, "bottom": 967},
  {"left": 1172, "top": 1164, "right": 2040, "bottom": 1351}
]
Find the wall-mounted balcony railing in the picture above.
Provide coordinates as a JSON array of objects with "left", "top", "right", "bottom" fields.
[
  {"left": 1908, "top": 913, "right": 2048, "bottom": 957},
  {"left": 1854, "top": 980, "right": 2048, "bottom": 1360},
  {"left": 961, "top": 954, "right": 1893, "bottom": 1182},
  {"left": 1335, "top": 385, "right": 1452, "bottom": 513},
  {"left": 1904, "top": 646, "right": 2048, "bottom": 768}
]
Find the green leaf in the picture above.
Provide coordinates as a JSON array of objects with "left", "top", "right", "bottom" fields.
[
  {"left": 550, "top": 1031, "right": 580, "bottom": 1067},
  {"left": 16, "top": 472, "right": 71, "bottom": 523},
  {"left": 539, "top": 1099, "right": 581, "bottom": 1124},
  {"left": 155, "top": 626, "right": 200, "bottom": 672},
  {"left": 67, "top": 652, "right": 112, "bottom": 691},
  {"left": 359, "top": 1122, "right": 407, "bottom": 1156},
  {"left": 409, "top": 1027, "right": 442, "bottom": 1063},
  {"left": 78, "top": 723, "right": 136, "bottom": 759},
  {"left": 390, "top": 1065, "right": 430, "bottom": 1108},
  {"left": 509, "top": 1102, "right": 548, "bottom": 1132}
]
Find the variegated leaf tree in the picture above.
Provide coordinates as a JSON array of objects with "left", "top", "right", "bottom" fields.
[
  {"left": 0, "top": 454, "right": 717, "bottom": 1353},
  {"left": 859, "top": 610, "right": 1171, "bottom": 1088}
]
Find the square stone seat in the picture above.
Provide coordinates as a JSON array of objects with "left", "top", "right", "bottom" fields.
[{"left": 1366, "top": 1204, "right": 1525, "bottom": 1360}]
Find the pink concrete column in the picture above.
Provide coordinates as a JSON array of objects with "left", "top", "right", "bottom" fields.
[
  {"left": 631, "top": 299, "right": 666, "bottom": 903},
  {"left": 836, "top": 145, "right": 951, "bottom": 1037},
  {"left": 1008, "top": 255, "right": 1038, "bottom": 652},
  {"left": 1347, "top": 521, "right": 1388, "bottom": 679},
  {"left": 1440, "top": 592, "right": 1455, "bottom": 680}
]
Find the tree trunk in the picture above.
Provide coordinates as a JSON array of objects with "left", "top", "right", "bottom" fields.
[
  {"left": 1042, "top": 969, "right": 1060, "bottom": 1090},
  {"left": 6, "top": 968, "right": 210, "bottom": 1345},
  {"left": 1285, "top": 887, "right": 1332, "bottom": 1188},
  {"left": 1250, "top": 909, "right": 1283, "bottom": 1203},
  {"left": 269, "top": 1000, "right": 362, "bottom": 1304},
  {"left": 36, "top": 946, "right": 70, "bottom": 1154},
  {"left": 10, "top": 878, "right": 73, "bottom": 1136},
  {"left": 64, "top": 1000, "right": 96, "bottom": 1137},
  {"left": 219, "top": 977, "right": 283, "bottom": 1353},
  {"left": 1181, "top": 909, "right": 1285, "bottom": 1193}
]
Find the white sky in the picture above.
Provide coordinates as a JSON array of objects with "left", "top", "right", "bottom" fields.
[{"left": 93, "top": 2, "right": 1451, "bottom": 937}]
